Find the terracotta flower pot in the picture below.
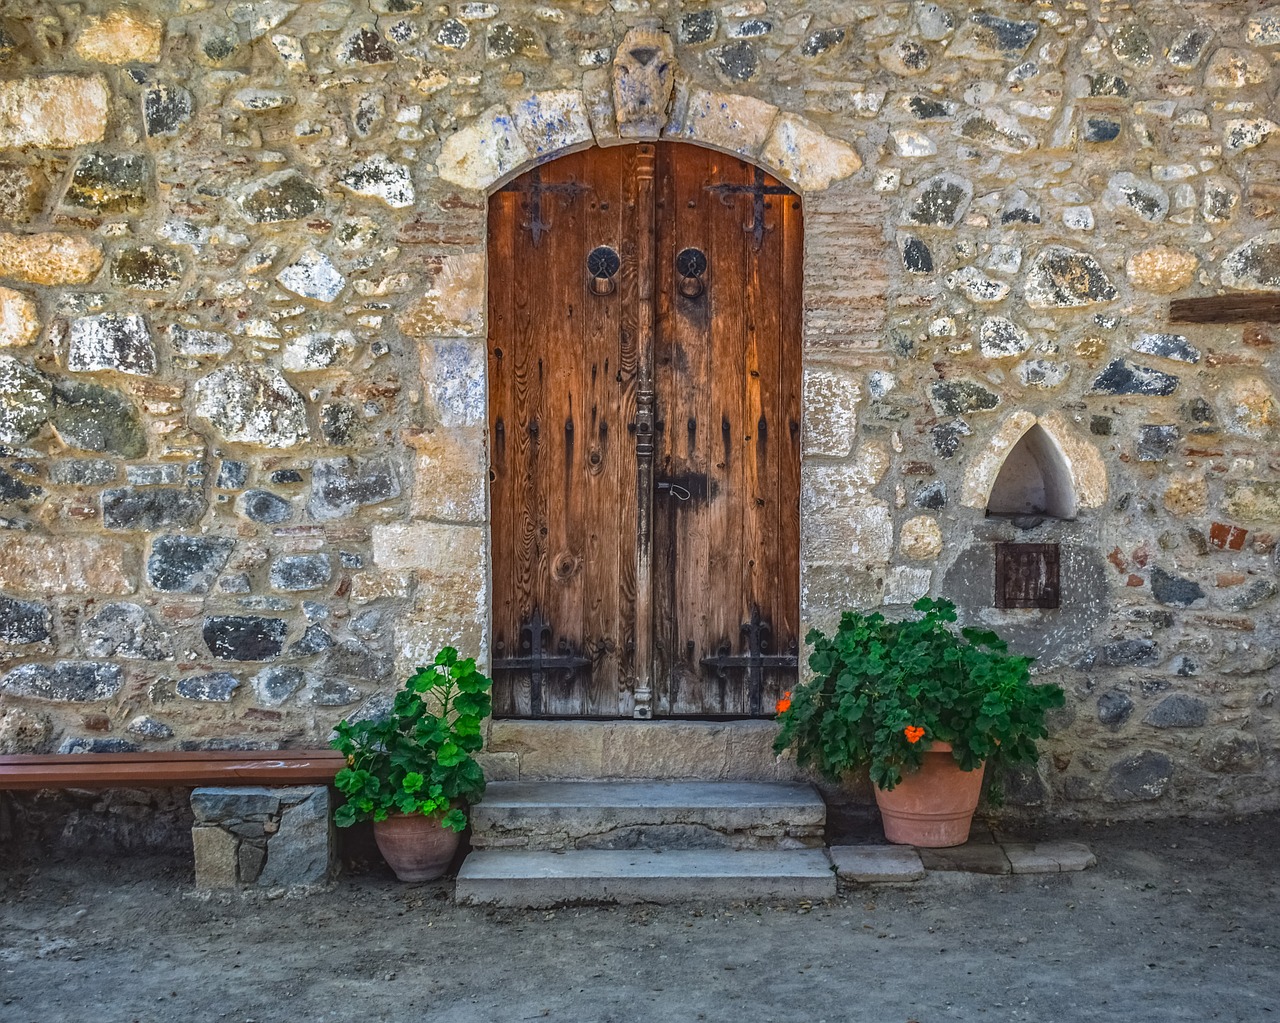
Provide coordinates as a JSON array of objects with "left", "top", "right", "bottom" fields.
[
  {"left": 873, "top": 742, "right": 985, "bottom": 848},
  {"left": 372, "top": 812, "right": 462, "bottom": 881}
]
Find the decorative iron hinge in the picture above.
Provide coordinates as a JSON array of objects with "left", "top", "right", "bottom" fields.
[
  {"left": 699, "top": 608, "right": 798, "bottom": 715},
  {"left": 492, "top": 608, "right": 591, "bottom": 717}
]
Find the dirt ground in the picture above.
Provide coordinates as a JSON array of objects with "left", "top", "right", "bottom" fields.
[{"left": 0, "top": 814, "right": 1276, "bottom": 1023}]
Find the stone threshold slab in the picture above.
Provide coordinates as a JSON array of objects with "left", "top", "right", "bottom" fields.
[
  {"left": 831, "top": 840, "right": 1096, "bottom": 883},
  {"left": 456, "top": 848, "right": 837, "bottom": 907}
]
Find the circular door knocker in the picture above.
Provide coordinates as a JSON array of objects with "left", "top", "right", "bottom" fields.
[
  {"left": 586, "top": 245, "right": 620, "bottom": 295},
  {"left": 676, "top": 247, "right": 707, "bottom": 298}
]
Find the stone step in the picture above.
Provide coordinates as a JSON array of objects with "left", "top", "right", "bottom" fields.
[
  {"left": 469, "top": 780, "right": 826, "bottom": 851},
  {"left": 456, "top": 848, "right": 837, "bottom": 907}
]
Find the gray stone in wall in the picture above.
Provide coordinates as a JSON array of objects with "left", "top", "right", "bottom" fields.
[
  {"left": 0, "top": 466, "right": 41, "bottom": 502},
  {"left": 1096, "top": 639, "right": 1159, "bottom": 666},
  {"left": 82, "top": 602, "right": 172, "bottom": 659},
  {"left": 1, "top": 661, "right": 123, "bottom": 701},
  {"left": 310, "top": 678, "right": 362, "bottom": 706},
  {"left": 289, "top": 623, "right": 334, "bottom": 655},
  {"left": 1108, "top": 751, "right": 1173, "bottom": 801},
  {"left": 1220, "top": 231, "right": 1280, "bottom": 291},
  {"left": 904, "top": 172, "right": 972, "bottom": 227},
  {"left": 237, "top": 488, "right": 293, "bottom": 523},
  {"left": 1132, "top": 333, "right": 1200, "bottom": 364},
  {"left": 216, "top": 460, "right": 249, "bottom": 490},
  {"left": 930, "top": 419, "right": 970, "bottom": 458},
  {"left": 1090, "top": 360, "right": 1179, "bottom": 396},
  {"left": 308, "top": 457, "right": 399, "bottom": 520},
  {"left": 1103, "top": 172, "right": 1168, "bottom": 222},
  {"left": 146, "top": 535, "right": 235, "bottom": 593},
  {"left": 177, "top": 672, "right": 241, "bottom": 702},
  {"left": 126, "top": 714, "right": 174, "bottom": 739},
  {"left": 194, "top": 364, "right": 310, "bottom": 448},
  {"left": 143, "top": 83, "right": 193, "bottom": 137},
  {"left": 1137, "top": 425, "right": 1180, "bottom": 462},
  {"left": 1144, "top": 694, "right": 1209, "bottom": 729},
  {"left": 68, "top": 314, "right": 157, "bottom": 376},
  {"left": 192, "top": 788, "right": 282, "bottom": 821},
  {"left": 0, "top": 595, "right": 49, "bottom": 645},
  {"left": 681, "top": 11, "right": 717, "bottom": 44},
  {"left": 0, "top": 354, "right": 52, "bottom": 445},
  {"left": 929, "top": 380, "right": 1000, "bottom": 416},
  {"left": 1097, "top": 690, "right": 1134, "bottom": 728},
  {"left": 1150, "top": 567, "right": 1205, "bottom": 607},
  {"left": 1168, "top": 28, "right": 1212, "bottom": 69},
  {"left": 203, "top": 616, "right": 289, "bottom": 661},
  {"left": 103, "top": 486, "right": 205, "bottom": 530},
  {"left": 270, "top": 554, "right": 332, "bottom": 592},
  {"left": 58, "top": 736, "right": 138, "bottom": 753},
  {"left": 913, "top": 480, "right": 947, "bottom": 509},
  {"left": 51, "top": 381, "right": 147, "bottom": 457},
  {"left": 111, "top": 245, "right": 184, "bottom": 291},
  {"left": 949, "top": 12, "right": 1038, "bottom": 59},
  {"left": 50, "top": 459, "right": 117, "bottom": 485},
  {"left": 1217, "top": 579, "right": 1277, "bottom": 612},
  {"left": 62, "top": 153, "right": 148, "bottom": 214},
  {"left": 237, "top": 170, "right": 325, "bottom": 224},
  {"left": 252, "top": 665, "right": 308, "bottom": 707},
  {"left": 801, "top": 27, "right": 843, "bottom": 57},
  {"left": 167, "top": 323, "right": 232, "bottom": 357},
  {"left": 1025, "top": 247, "right": 1117, "bottom": 308}
]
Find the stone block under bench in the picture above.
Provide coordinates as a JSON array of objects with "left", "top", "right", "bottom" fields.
[{"left": 191, "top": 785, "right": 336, "bottom": 889}]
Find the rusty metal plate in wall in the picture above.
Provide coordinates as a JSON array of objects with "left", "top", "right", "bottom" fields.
[{"left": 995, "top": 543, "right": 1061, "bottom": 609}]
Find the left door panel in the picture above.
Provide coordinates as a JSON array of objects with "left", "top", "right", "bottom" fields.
[{"left": 488, "top": 147, "right": 640, "bottom": 717}]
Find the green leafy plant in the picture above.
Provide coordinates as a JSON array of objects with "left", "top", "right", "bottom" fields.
[
  {"left": 330, "top": 647, "right": 492, "bottom": 831},
  {"left": 773, "top": 598, "right": 1064, "bottom": 797}
]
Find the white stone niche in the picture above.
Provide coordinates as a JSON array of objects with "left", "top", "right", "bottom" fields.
[{"left": 984, "top": 423, "right": 1078, "bottom": 526}]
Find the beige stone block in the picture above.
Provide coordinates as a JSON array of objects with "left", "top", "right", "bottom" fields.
[
  {"left": 761, "top": 113, "right": 862, "bottom": 192},
  {"left": 1163, "top": 474, "right": 1208, "bottom": 517},
  {"left": 1223, "top": 377, "right": 1279, "bottom": 437},
  {"left": 405, "top": 426, "right": 486, "bottom": 522},
  {"left": 74, "top": 8, "right": 164, "bottom": 64},
  {"left": 437, "top": 104, "right": 533, "bottom": 190},
  {"left": 373, "top": 521, "right": 483, "bottom": 572},
  {"left": 475, "top": 751, "right": 520, "bottom": 783},
  {"left": 899, "top": 516, "right": 943, "bottom": 560},
  {"left": 801, "top": 368, "right": 859, "bottom": 457},
  {"left": 0, "top": 75, "right": 110, "bottom": 150},
  {"left": 0, "top": 286, "right": 38, "bottom": 347},
  {"left": 667, "top": 88, "right": 778, "bottom": 158},
  {"left": 801, "top": 444, "right": 890, "bottom": 516},
  {"left": 489, "top": 720, "right": 605, "bottom": 778},
  {"left": 349, "top": 570, "right": 414, "bottom": 604},
  {"left": 883, "top": 565, "right": 932, "bottom": 605},
  {"left": 803, "top": 501, "right": 893, "bottom": 566},
  {"left": 725, "top": 721, "right": 805, "bottom": 781},
  {"left": 801, "top": 563, "right": 884, "bottom": 631},
  {"left": 1126, "top": 247, "right": 1197, "bottom": 294},
  {"left": 0, "top": 536, "right": 136, "bottom": 596},
  {"left": 510, "top": 90, "right": 594, "bottom": 159},
  {"left": 581, "top": 68, "right": 619, "bottom": 145},
  {"left": 1204, "top": 48, "right": 1271, "bottom": 89},
  {"left": 0, "top": 232, "right": 104, "bottom": 286},
  {"left": 1224, "top": 480, "right": 1280, "bottom": 522},
  {"left": 396, "top": 560, "right": 486, "bottom": 666},
  {"left": 398, "top": 252, "right": 485, "bottom": 338},
  {"left": 192, "top": 826, "right": 240, "bottom": 888},
  {"left": 601, "top": 721, "right": 731, "bottom": 779}
]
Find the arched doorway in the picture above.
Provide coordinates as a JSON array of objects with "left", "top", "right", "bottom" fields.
[{"left": 487, "top": 142, "right": 802, "bottom": 719}]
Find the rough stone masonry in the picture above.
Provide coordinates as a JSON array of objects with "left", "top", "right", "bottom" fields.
[{"left": 0, "top": 0, "right": 1275, "bottom": 823}]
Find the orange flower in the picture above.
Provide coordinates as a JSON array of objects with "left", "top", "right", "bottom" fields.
[
  {"left": 904, "top": 725, "right": 925, "bottom": 744},
  {"left": 776, "top": 691, "right": 792, "bottom": 714}
]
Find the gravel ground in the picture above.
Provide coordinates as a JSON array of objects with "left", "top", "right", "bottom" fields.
[{"left": 0, "top": 814, "right": 1276, "bottom": 1023}]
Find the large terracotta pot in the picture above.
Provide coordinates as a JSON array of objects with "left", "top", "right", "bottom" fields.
[
  {"left": 372, "top": 812, "right": 462, "bottom": 881},
  {"left": 873, "top": 742, "right": 985, "bottom": 848}
]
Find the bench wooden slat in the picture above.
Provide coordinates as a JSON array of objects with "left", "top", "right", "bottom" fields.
[{"left": 0, "top": 749, "right": 346, "bottom": 790}]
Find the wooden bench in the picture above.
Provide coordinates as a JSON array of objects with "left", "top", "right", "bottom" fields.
[
  {"left": 0, "top": 749, "right": 345, "bottom": 790},
  {"left": 0, "top": 749, "right": 347, "bottom": 889}
]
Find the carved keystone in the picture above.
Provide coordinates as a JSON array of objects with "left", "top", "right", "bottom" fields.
[{"left": 613, "top": 20, "right": 676, "bottom": 140}]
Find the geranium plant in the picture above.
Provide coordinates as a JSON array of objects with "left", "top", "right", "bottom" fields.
[
  {"left": 330, "top": 647, "right": 492, "bottom": 831},
  {"left": 773, "top": 598, "right": 1064, "bottom": 796}
]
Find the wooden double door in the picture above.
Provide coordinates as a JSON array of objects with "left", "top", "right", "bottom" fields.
[{"left": 488, "top": 143, "right": 801, "bottom": 719}]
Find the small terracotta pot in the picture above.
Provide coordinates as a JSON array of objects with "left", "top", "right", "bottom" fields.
[
  {"left": 873, "top": 742, "right": 985, "bottom": 848},
  {"left": 372, "top": 812, "right": 462, "bottom": 881}
]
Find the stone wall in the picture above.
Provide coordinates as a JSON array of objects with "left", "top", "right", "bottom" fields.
[{"left": 0, "top": 0, "right": 1276, "bottom": 821}]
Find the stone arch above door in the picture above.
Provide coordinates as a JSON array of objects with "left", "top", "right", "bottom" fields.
[{"left": 435, "top": 74, "right": 862, "bottom": 196}]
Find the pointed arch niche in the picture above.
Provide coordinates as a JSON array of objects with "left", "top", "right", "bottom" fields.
[{"left": 961, "top": 411, "right": 1107, "bottom": 521}]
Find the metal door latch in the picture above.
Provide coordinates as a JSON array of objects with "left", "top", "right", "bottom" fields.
[{"left": 656, "top": 481, "right": 691, "bottom": 501}]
